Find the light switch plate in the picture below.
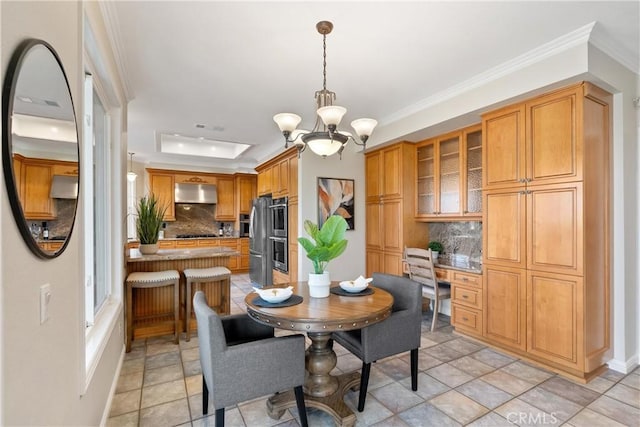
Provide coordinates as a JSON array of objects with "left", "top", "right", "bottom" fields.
[{"left": 40, "top": 283, "right": 51, "bottom": 324}]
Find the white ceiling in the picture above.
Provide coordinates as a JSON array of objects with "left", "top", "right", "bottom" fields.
[{"left": 104, "top": 1, "right": 639, "bottom": 171}]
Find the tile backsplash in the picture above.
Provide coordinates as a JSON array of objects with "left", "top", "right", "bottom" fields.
[
  {"left": 428, "top": 221, "right": 482, "bottom": 262},
  {"left": 163, "top": 204, "right": 232, "bottom": 237}
]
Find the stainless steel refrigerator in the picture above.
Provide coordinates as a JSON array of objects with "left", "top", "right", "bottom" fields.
[{"left": 249, "top": 196, "right": 273, "bottom": 287}]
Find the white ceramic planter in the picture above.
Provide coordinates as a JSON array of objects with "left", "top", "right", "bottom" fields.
[
  {"left": 139, "top": 243, "right": 159, "bottom": 255},
  {"left": 308, "top": 271, "right": 331, "bottom": 298}
]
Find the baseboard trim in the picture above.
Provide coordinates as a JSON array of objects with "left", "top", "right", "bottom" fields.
[
  {"left": 607, "top": 353, "right": 639, "bottom": 374},
  {"left": 99, "top": 347, "right": 125, "bottom": 427}
]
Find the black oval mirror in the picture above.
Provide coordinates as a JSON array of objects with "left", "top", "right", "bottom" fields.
[{"left": 2, "top": 39, "right": 79, "bottom": 259}]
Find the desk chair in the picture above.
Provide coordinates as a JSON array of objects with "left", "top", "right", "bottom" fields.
[{"left": 404, "top": 247, "right": 451, "bottom": 331}]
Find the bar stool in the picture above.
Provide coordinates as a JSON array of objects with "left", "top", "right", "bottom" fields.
[
  {"left": 126, "top": 270, "right": 180, "bottom": 352},
  {"left": 184, "top": 266, "right": 231, "bottom": 341}
]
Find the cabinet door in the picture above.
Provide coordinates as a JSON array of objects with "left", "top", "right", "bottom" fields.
[
  {"left": 366, "top": 250, "right": 382, "bottom": 277},
  {"left": 288, "top": 155, "right": 298, "bottom": 199},
  {"left": 527, "top": 87, "right": 581, "bottom": 185},
  {"left": 149, "top": 173, "right": 175, "bottom": 221},
  {"left": 237, "top": 175, "right": 256, "bottom": 214},
  {"left": 382, "top": 199, "right": 402, "bottom": 252},
  {"left": 484, "top": 265, "right": 527, "bottom": 351},
  {"left": 527, "top": 270, "right": 583, "bottom": 369},
  {"left": 437, "top": 133, "right": 462, "bottom": 215},
  {"left": 527, "top": 183, "right": 583, "bottom": 276},
  {"left": 463, "top": 127, "right": 482, "bottom": 216},
  {"left": 483, "top": 104, "right": 526, "bottom": 189},
  {"left": 215, "top": 177, "right": 235, "bottom": 220},
  {"left": 416, "top": 142, "right": 436, "bottom": 216},
  {"left": 483, "top": 188, "right": 526, "bottom": 268},
  {"left": 381, "top": 146, "right": 401, "bottom": 199},
  {"left": 365, "top": 202, "right": 382, "bottom": 250},
  {"left": 365, "top": 151, "right": 381, "bottom": 201},
  {"left": 271, "top": 163, "right": 281, "bottom": 196},
  {"left": 257, "top": 167, "right": 272, "bottom": 196},
  {"left": 383, "top": 252, "right": 403, "bottom": 276},
  {"left": 22, "top": 163, "right": 55, "bottom": 219},
  {"left": 278, "top": 158, "right": 289, "bottom": 196}
]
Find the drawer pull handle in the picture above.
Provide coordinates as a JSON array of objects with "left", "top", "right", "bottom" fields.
[
  {"left": 462, "top": 317, "right": 469, "bottom": 321},
  {"left": 462, "top": 277, "right": 469, "bottom": 281},
  {"left": 462, "top": 295, "right": 468, "bottom": 299}
]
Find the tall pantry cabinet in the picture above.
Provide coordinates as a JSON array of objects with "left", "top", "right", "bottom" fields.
[
  {"left": 365, "top": 142, "right": 428, "bottom": 276},
  {"left": 481, "top": 82, "right": 611, "bottom": 381}
]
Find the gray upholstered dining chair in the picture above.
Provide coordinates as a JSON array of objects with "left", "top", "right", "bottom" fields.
[
  {"left": 193, "top": 291, "right": 308, "bottom": 427},
  {"left": 331, "top": 273, "right": 422, "bottom": 412},
  {"left": 404, "top": 247, "right": 451, "bottom": 331}
]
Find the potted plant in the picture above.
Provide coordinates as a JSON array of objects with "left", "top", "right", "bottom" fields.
[
  {"left": 136, "top": 193, "right": 167, "bottom": 255},
  {"left": 298, "top": 215, "right": 348, "bottom": 298},
  {"left": 428, "top": 241, "right": 444, "bottom": 261}
]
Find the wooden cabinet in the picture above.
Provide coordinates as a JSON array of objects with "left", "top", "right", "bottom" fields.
[
  {"left": 148, "top": 172, "right": 176, "bottom": 221},
  {"left": 365, "top": 142, "right": 428, "bottom": 276},
  {"left": 215, "top": 176, "right": 236, "bottom": 221},
  {"left": 236, "top": 174, "right": 256, "bottom": 214},
  {"left": 52, "top": 161, "right": 79, "bottom": 177},
  {"left": 257, "top": 166, "right": 272, "bottom": 196},
  {"left": 174, "top": 174, "right": 215, "bottom": 184},
  {"left": 21, "top": 162, "right": 55, "bottom": 220},
  {"left": 477, "top": 82, "right": 611, "bottom": 381},
  {"left": 239, "top": 238, "right": 250, "bottom": 271},
  {"left": 415, "top": 124, "right": 482, "bottom": 220}
]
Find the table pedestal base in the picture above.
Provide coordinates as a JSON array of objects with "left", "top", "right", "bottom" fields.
[{"left": 266, "top": 371, "right": 360, "bottom": 427}]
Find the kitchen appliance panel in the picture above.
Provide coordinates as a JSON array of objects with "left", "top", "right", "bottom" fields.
[
  {"left": 249, "top": 196, "right": 273, "bottom": 286},
  {"left": 269, "top": 196, "right": 288, "bottom": 237},
  {"left": 270, "top": 236, "right": 288, "bottom": 273}
]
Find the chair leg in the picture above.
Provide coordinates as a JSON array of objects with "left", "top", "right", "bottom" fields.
[
  {"left": 430, "top": 296, "right": 439, "bottom": 332},
  {"left": 294, "top": 385, "right": 308, "bottom": 427},
  {"left": 215, "top": 408, "right": 224, "bottom": 427},
  {"left": 410, "top": 348, "right": 418, "bottom": 391},
  {"left": 173, "top": 280, "right": 179, "bottom": 345},
  {"left": 358, "top": 362, "right": 372, "bottom": 412},
  {"left": 126, "top": 284, "right": 133, "bottom": 352},
  {"left": 202, "top": 375, "right": 209, "bottom": 415},
  {"left": 186, "top": 278, "right": 192, "bottom": 341}
]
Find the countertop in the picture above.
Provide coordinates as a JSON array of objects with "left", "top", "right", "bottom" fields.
[
  {"left": 434, "top": 255, "right": 482, "bottom": 274},
  {"left": 127, "top": 246, "right": 239, "bottom": 262},
  {"left": 127, "top": 236, "right": 247, "bottom": 243}
]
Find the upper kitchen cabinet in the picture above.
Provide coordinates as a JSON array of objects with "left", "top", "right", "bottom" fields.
[
  {"left": 235, "top": 174, "right": 257, "bottom": 214},
  {"left": 215, "top": 176, "right": 236, "bottom": 221},
  {"left": 21, "top": 160, "right": 55, "bottom": 219},
  {"left": 255, "top": 147, "right": 298, "bottom": 198},
  {"left": 415, "top": 124, "right": 482, "bottom": 220},
  {"left": 148, "top": 170, "right": 176, "bottom": 221},
  {"left": 365, "top": 142, "right": 428, "bottom": 276},
  {"left": 483, "top": 85, "right": 584, "bottom": 190}
]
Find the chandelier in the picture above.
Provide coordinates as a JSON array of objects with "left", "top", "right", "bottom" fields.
[{"left": 273, "top": 21, "right": 377, "bottom": 158}]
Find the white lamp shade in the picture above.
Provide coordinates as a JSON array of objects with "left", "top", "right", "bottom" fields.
[
  {"left": 317, "top": 106, "right": 347, "bottom": 126},
  {"left": 273, "top": 113, "right": 302, "bottom": 133},
  {"left": 351, "top": 118, "right": 378, "bottom": 137},
  {"left": 127, "top": 171, "right": 137, "bottom": 182},
  {"left": 307, "top": 137, "right": 343, "bottom": 156}
]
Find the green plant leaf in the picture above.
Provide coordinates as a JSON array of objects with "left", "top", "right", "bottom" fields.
[
  {"left": 136, "top": 193, "right": 167, "bottom": 244},
  {"left": 298, "top": 215, "right": 349, "bottom": 273}
]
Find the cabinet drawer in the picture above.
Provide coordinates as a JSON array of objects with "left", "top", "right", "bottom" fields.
[
  {"left": 197, "top": 239, "right": 219, "bottom": 247},
  {"left": 452, "top": 305, "right": 482, "bottom": 335},
  {"left": 451, "top": 270, "right": 482, "bottom": 287},
  {"left": 158, "top": 240, "right": 176, "bottom": 249},
  {"left": 219, "top": 240, "right": 238, "bottom": 249},
  {"left": 176, "top": 240, "right": 197, "bottom": 248},
  {"left": 434, "top": 268, "right": 449, "bottom": 281},
  {"left": 452, "top": 284, "right": 482, "bottom": 309}
]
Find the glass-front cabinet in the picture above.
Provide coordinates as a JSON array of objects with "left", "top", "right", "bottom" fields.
[{"left": 415, "top": 124, "right": 482, "bottom": 220}]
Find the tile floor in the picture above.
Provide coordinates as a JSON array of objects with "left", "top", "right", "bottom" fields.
[{"left": 107, "top": 274, "right": 640, "bottom": 427}]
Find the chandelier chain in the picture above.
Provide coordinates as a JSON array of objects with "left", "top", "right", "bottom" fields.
[{"left": 322, "top": 33, "right": 327, "bottom": 92}]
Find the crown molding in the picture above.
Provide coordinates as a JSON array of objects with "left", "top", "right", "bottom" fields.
[
  {"left": 589, "top": 21, "right": 639, "bottom": 74},
  {"left": 99, "top": 1, "right": 134, "bottom": 101},
  {"left": 381, "top": 22, "right": 596, "bottom": 126}
]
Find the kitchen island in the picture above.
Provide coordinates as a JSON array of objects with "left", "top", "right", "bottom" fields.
[{"left": 126, "top": 246, "right": 239, "bottom": 340}]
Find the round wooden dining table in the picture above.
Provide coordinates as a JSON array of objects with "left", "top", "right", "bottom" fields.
[{"left": 245, "top": 281, "right": 394, "bottom": 427}]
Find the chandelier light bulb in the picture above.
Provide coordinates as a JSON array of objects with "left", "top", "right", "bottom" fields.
[
  {"left": 273, "top": 113, "right": 302, "bottom": 133},
  {"left": 317, "top": 106, "right": 347, "bottom": 127},
  {"left": 351, "top": 118, "right": 378, "bottom": 138}
]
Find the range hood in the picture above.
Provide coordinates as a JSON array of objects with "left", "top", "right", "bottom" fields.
[
  {"left": 50, "top": 175, "right": 78, "bottom": 199},
  {"left": 174, "top": 182, "right": 217, "bottom": 204}
]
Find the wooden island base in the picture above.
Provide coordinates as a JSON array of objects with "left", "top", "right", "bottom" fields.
[{"left": 126, "top": 248, "right": 236, "bottom": 340}]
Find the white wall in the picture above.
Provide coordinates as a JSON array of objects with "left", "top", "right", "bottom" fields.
[
  {"left": 297, "top": 142, "right": 366, "bottom": 282},
  {"left": 1, "top": 1, "right": 124, "bottom": 425}
]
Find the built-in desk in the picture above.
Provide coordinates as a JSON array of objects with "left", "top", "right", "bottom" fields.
[{"left": 126, "top": 247, "right": 238, "bottom": 340}]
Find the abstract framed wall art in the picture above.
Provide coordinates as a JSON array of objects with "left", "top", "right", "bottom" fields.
[{"left": 317, "top": 177, "right": 355, "bottom": 230}]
